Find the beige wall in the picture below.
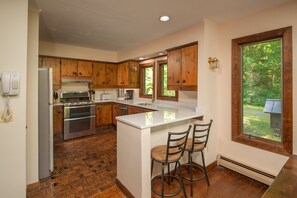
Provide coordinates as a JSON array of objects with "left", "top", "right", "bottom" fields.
[
  {"left": 39, "top": 41, "right": 118, "bottom": 62},
  {"left": 216, "top": 1, "right": 297, "bottom": 175},
  {"left": 26, "top": 6, "right": 39, "bottom": 184},
  {"left": 0, "top": 0, "right": 28, "bottom": 197}
]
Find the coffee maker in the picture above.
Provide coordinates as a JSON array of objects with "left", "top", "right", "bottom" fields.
[{"left": 125, "top": 90, "right": 134, "bottom": 100}]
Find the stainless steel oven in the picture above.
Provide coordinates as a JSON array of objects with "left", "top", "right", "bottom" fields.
[{"left": 63, "top": 104, "right": 96, "bottom": 140}]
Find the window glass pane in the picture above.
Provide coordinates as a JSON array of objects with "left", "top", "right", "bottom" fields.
[
  {"left": 144, "top": 67, "right": 153, "bottom": 95},
  {"left": 242, "top": 39, "right": 282, "bottom": 142},
  {"left": 161, "top": 64, "right": 175, "bottom": 97}
]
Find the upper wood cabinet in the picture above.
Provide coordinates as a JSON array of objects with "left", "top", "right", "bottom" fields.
[
  {"left": 129, "top": 61, "right": 140, "bottom": 88},
  {"left": 96, "top": 103, "right": 112, "bottom": 127},
  {"left": 167, "top": 43, "right": 198, "bottom": 91},
  {"left": 77, "top": 61, "right": 93, "bottom": 77},
  {"left": 117, "top": 62, "right": 129, "bottom": 86},
  {"left": 93, "top": 62, "right": 117, "bottom": 87},
  {"left": 117, "top": 61, "right": 140, "bottom": 88},
  {"left": 61, "top": 59, "right": 92, "bottom": 77},
  {"left": 41, "top": 57, "right": 61, "bottom": 87}
]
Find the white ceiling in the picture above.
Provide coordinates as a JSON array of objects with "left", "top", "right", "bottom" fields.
[{"left": 35, "top": 0, "right": 292, "bottom": 52}]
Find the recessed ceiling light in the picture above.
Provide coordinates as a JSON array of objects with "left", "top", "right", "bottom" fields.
[
  {"left": 139, "top": 57, "right": 144, "bottom": 60},
  {"left": 158, "top": 52, "right": 165, "bottom": 56},
  {"left": 159, "top": 16, "right": 170, "bottom": 22}
]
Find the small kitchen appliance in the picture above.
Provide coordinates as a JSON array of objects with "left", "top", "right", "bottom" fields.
[{"left": 125, "top": 90, "right": 134, "bottom": 100}]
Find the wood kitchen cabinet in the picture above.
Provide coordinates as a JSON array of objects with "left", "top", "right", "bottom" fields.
[
  {"left": 167, "top": 43, "right": 198, "bottom": 91},
  {"left": 96, "top": 103, "right": 112, "bottom": 127},
  {"left": 128, "top": 106, "right": 153, "bottom": 115},
  {"left": 117, "top": 61, "right": 140, "bottom": 88},
  {"left": 117, "top": 62, "right": 129, "bottom": 86},
  {"left": 77, "top": 60, "right": 93, "bottom": 77},
  {"left": 53, "top": 105, "right": 63, "bottom": 142},
  {"left": 61, "top": 59, "right": 92, "bottom": 77},
  {"left": 92, "top": 62, "right": 117, "bottom": 87},
  {"left": 129, "top": 61, "right": 140, "bottom": 88},
  {"left": 112, "top": 103, "right": 117, "bottom": 125},
  {"left": 41, "top": 57, "right": 61, "bottom": 88}
]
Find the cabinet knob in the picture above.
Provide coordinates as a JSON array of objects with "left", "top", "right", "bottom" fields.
[
  {"left": 57, "top": 110, "right": 61, "bottom": 114},
  {"left": 176, "top": 80, "right": 180, "bottom": 83},
  {"left": 79, "top": 72, "right": 82, "bottom": 75},
  {"left": 107, "top": 82, "right": 109, "bottom": 85},
  {"left": 102, "top": 82, "right": 105, "bottom": 84},
  {"left": 183, "top": 80, "right": 186, "bottom": 83}
]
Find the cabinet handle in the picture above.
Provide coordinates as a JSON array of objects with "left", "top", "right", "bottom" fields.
[
  {"left": 107, "top": 82, "right": 109, "bottom": 85},
  {"left": 176, "top": 80, "right": 180, "bottom": 83},
  {"left": 183, "top": 80, "right": 186, "bottom": 83}
]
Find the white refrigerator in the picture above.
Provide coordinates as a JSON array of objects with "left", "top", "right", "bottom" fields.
[{"left": 38, "top": 68, "right": 54, "bottom": 179}]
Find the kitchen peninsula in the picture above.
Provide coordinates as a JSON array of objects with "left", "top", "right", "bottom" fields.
[{"left": 115, "top": 102, "right": 204, "bottom": 198}]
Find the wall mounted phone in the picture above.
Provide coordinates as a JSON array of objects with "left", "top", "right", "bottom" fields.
[{"left": 1, "top": 72, "right": 20, "bottom": 96}]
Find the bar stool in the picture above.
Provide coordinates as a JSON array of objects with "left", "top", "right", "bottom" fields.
[
  {"left": 181, "top": 119, "right": 213, "bottom": 197},
  {"left": 151, "top": 125, "right": 191, "bottom": 198}
]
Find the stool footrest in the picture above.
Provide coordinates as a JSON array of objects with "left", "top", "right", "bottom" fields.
[
  {"left": 151, "top": 174, "right": 183, "bottom": 197},
  {"left": 180, "top": 163, "right": 207, "bottom": 181}
]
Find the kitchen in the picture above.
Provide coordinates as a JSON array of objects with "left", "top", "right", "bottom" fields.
[{"left": 1, "top": 0, "right": 297, "bottom": 197}]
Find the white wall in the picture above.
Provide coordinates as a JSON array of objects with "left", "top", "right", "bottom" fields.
[
  {"left": 0, "top": 0, "right": 28, "bottom": 197},
  {"left": 26, "top": 4, "right": 39, "bottom": 184},
  {"left": 216, "top": 1, "right": 297, "bottom": 175},
  {"left": 39, "top": 41, "right": 118, "bottom": 62}
]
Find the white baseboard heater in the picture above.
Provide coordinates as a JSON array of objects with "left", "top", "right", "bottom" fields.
[{"left": 217, "top": 155, "right": 276, "bottom": 185}]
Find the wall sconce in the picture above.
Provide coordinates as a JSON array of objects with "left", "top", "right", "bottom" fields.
[{"left": 208, "top": 57, "right": 220, "bottom": 70}]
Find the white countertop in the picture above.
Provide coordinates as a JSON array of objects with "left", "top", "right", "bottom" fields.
[{"left": 93, "top": 99, "right": 204, "bottom": 129}]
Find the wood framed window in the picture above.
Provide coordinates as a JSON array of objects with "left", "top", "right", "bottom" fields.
[
  {"left": 139, "top": 63, "right": 154, "bottom": 98},
  {"left": 157, "top": 61, "right": 178, "bottom": 101},
  {"left": 232, "top": 26, "right": 292, "bottom": 155}
]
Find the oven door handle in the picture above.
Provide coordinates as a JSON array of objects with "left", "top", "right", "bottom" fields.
[
  {"left": 64, "top": 115, "right": 95, "bottom": 121},
  {"left": 64, "top": 104, "right": 95, "bottom": 109}
]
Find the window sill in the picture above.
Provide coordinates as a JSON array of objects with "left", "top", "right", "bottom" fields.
[{"left": 232, "top": 134, "right": 291, "bottom": 156}]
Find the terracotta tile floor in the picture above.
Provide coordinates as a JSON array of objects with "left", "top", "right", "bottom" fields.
[
  {"left": 27, "top": 129, "right": 268, "bottom": 198},
  {"left": 27, "top": 129, "right": 125, "bottom": 198}
]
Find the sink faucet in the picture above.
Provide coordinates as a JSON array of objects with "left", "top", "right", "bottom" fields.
[{"left": 146, "top": 86, "right": 155, "bottom": 103}]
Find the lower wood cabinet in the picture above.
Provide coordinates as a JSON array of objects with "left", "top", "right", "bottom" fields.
[
  {"left": 96, "top": 103, "right": 112, "bottom": 127},
  {"left": 128, "top": 106, "right": 154, "bottom": 115},
  {"left": 53, "top": 105, "right": 63, "bottom": 142},
  {"left": 112, "top": 103, "right": 117, "bottom": 125}
]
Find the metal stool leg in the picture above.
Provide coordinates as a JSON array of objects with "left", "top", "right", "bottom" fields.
[
  {"left": 201, "top": 151, "right": 210, "bottom": 186},
  {"left": 190, "top": 152, "right": 194, "bottom": 196},
  {"left": 151, "top": 159, "right": 154, "bottom": 177},
  {"left": 167, "top": 163, "right": 171, "bottom": 185},
  {"left": 178, "top": 162, "right": 188, "bottom": 198},
  {"left": 161, "top": 163, "right": 165, "bottom": 198}
]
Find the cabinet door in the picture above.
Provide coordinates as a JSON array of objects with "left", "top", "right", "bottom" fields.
[
  {"left": 77, "top": 61, "right": 92, "bottom": 77},
  {"left": 61, "top": 59, "right": 78, "bottom": 76},
  {"left": 93, "top": 62, "right": 106, "bottom": 86},
  {"left": 95, "top": 105, "right": 102, "bottom": 127},
  {"left": 42, "top": 57, "right": 61, "bottom": 86},
  {"left": 117, "top": 62, "right": 129, "bottom": 86},
  {"left": 112, "top": 104, "right": 117, "bottom": 125},
  {"left": 128, "top": 106, "right": 153, "bottom": 115},
  {"left": 106, "top": 63, "right": 117, "bottom": 86},
  {"left": 96, "top": 103, "right": 112, "bottom": 127},
  {"left": 167, "top": 49, "right": 182, "bottom": 86},
  {"left": 101, "top": 103, "right": 112, "bottom": 125},
  {"left": 129, "top": 61, "right": 139, "bottom": 88},
  {"left": 181, "top": 44, "right": 197, "bottom": 86},
  {"left": 53, "top": 106, "right": 63, "bottom": 142}
]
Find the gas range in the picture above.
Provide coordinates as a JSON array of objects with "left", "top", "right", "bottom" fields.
[
  {"left": 62, "top": 101, "right": 95, "bottom": 107},
  {"left": 61, "top": 91, "right": 96, "bottom": 140},
  {"left": 60, "top": 91, "right": 94, "bottom": 106}
]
